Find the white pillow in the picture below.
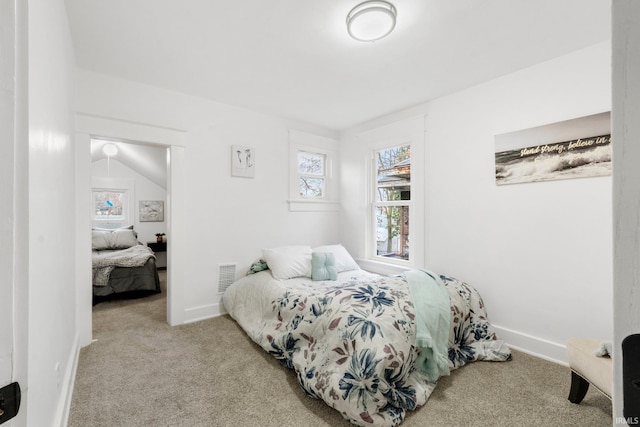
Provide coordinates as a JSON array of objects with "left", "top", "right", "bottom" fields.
[
  {"left": 312, "top": 244, "right": 359, "bottom": 273},
  {"left": 262, "top": 246, "right": 312, "bottom": 280},
  {"left": 92, "top": 228, "right": 138, "bottom": 250},
  {"left": 93, "top": 225, "right": 137, "bottom": 238}
]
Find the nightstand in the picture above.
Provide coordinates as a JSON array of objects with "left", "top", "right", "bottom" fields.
[{"left": 147, "top": 241, "right": 167, "bottom": 269}]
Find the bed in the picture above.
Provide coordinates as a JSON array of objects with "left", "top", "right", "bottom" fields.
[
  {"left": 223, "top": 244, "right": 511, "bottom": 427},
  {"left": 92, "top": 226, "right": 161, "bottom": 304}
]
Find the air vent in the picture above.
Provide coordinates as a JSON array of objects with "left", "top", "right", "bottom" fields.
[{"left": 218, "top": 263, "right": 237, "bottom": 293}]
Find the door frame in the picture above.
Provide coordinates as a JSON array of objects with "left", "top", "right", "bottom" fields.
[
  {"left": 0, "top": 0, "right": 28, "bottom": 424},
  {"left": 75, "top": 114, "right": 188, "bottom": 347},
  {"left": 612, "top": 0, "right": 640, "bottom": 421}
]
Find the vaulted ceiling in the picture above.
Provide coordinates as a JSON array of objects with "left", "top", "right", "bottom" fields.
[
  {"left": 66, "top": 0, "right": 611, "bottom": 131},
  {"left": 91, "top": 139, "right": 168, "bottom": 189}
]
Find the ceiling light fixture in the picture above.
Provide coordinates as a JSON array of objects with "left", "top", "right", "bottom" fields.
[
  {"left": 102, "top": 143, "right": 118, "bottom": 157},
  {"left": 346, "top": 1, "right": 397, "bottom": 42}
]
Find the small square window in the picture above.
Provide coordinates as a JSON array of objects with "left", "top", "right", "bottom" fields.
[
  {"left": 298, "top": 151, "right": 325, "bottom": 175},
  {"left": 299, "top": 177, "right": 324, "bottom": 198},
  {"left": 92, "top": 190, "right": 127, "bottom": 228},
  {"left": 288, "top": 131, "right": 339, "bottom": 211},
  {"left": 297, "top": 151, "right": 326, "bottom": 199},
  {"left": 93, "top": 191, "right": 124, "bottom": 219}
]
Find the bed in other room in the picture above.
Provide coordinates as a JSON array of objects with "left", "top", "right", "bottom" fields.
[{"left": 92, "top": 226, "right": 161, "bottom": 304}]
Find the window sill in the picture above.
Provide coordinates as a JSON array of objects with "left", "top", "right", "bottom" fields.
[
  {"left": 356, "top": 258, "right": 412, "bottom": 276},
  {"left": 288, "top": 199, "right": 340, "bottom": 212}
]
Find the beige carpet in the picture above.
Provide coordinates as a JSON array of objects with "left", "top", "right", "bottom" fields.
[{"left": 69, "top": 272, "right": 612, "bottom": 426}]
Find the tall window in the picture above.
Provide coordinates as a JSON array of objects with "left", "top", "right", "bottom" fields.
[
  {"left": 297, "top": 150, "right": 326, "bottom": 199},
  {"left": 374, "top": 145, "right": 411, "bottom": 261}
]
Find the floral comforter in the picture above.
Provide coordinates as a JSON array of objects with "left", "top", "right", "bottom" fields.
[{"left": 223, "top": 269, "right": 511, "bottom": 426}]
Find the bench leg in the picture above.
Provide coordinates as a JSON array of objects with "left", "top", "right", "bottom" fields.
[{"left": 568, "top": 371, "right": 590, "bottom": 403}]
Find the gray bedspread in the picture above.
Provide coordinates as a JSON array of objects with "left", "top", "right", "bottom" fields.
[{"left": 92, "top": 245, "right": 155, "bottom": 287}]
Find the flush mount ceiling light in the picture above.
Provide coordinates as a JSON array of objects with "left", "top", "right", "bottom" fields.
[
  {"left": 346, "top": 1, "right": 397, "bottom": 42},
  {"left": 102, "top": 143, "right": 118, "bottom": 156}
]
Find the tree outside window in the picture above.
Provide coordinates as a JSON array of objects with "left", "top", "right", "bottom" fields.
[
  {"left": 298, "top": 151, "right": 326, "bottom": 199},
  {"left": 93, "top": 190, "right": 126, "bottom": 228},
  {"left": 374, "top": 145, "right": 410, "bottom": 261}
]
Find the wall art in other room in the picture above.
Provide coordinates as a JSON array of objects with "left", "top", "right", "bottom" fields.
[
  {"left": 494, "top": 112, "right": 611, "bottom": 185},
  {"left": 139, "top": 200, "right": 164, "bottom": 222},
  {"left": 231, "top": 145, "right": 255, "bottom": 178}
]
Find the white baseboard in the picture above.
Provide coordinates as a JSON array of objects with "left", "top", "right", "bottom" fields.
[
  {"left": 57, "top": 334, "right": 81, "bottom": 427},
  {"left": 492, "top": 325, "right": 568, "bottom": 366},
  {"left": 183, "top": 299, "right": 227, "bottom": 324}
]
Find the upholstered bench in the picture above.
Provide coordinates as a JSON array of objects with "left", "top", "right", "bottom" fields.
[{"left": 567, "top": 337, "right": 612, "bottom": 403}]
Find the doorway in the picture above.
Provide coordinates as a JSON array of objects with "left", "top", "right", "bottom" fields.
[
  {"left": 90, "top": 138, "right": 169, "bottom": 311},
  {"left": 76, "top": 115, "right": 187, "bottom": 347}
]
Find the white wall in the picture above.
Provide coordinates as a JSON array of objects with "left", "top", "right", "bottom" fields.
[
  {"left": 28, "top": 0, "right": 79, "bottom": 425},
  {"left": 75, "top": 70, "right": 340, "bottom": 321},
  {"left": 92, "top": 158, "right": 168, "bottom": 244},
  {"left": 341, "top": 42, "right": 612, "bottom": 363}
]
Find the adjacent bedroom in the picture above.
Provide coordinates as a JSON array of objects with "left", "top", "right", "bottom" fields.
[
  {"left": 56, "top": 0, "right": 621, "bottom": 426},
  {"left": 90, "top": 140, "right": 168, "bottom": 307}
]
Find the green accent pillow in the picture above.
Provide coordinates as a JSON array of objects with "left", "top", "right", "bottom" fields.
[
  {"left": 311, "top": 252, "right": 338, "bottom": 281},
  {"left": 247, "top": 259, "right": 269, "bottom": 275}
]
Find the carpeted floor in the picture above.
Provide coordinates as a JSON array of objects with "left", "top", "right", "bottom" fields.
[{"left": 69, "top": 272, "right": 612, "bottom": 426}]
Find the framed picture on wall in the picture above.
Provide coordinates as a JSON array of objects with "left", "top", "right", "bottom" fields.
[
  {"left": 139, "top": 200, "right": 164, "bottom": 222},
  {"left": 231, "top": 145, "right": 255, "bottom": 178},
  {"left": 494, "top": 112, "right": 611, "bottom": 185}
]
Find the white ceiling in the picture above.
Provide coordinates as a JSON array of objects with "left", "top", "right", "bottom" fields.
[
  {"left": 65, "top": 0, "right": 611, "bottom": 131},
  {"left": 91, "top": 139, "right": 168, "bottom": 189}
]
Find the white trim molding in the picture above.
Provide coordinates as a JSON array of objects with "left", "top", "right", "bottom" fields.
[
  {"left": 492, "top": 325, "right": 567, "bottom": 365},
  {"left": 288, "top": 199, "right": 340, "bottom": 212},
  {"left": 76, "top": 113, "right": 187, "bottom": 147},
  {"left": 56, "top": 335, "right": 81, "bottom": 427}
]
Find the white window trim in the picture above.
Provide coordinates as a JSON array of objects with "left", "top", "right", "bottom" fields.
[
  {"left": 288, "top": 130, "right": 339, "bottom": 212},
  {"left": 368, "top": 144, "right": 412, "bottom": 267},
  {"left": 362, "top": 118, "right": 425, "bottom": 268}
]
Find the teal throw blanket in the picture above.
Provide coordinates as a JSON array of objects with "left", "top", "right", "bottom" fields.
[{"left": 403, "top": 269, "right": 451, "bottom": 382}]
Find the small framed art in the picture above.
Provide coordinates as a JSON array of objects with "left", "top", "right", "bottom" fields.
[
  {"left": 139, "top": 200, "right": 164, "bottom": 222},
  {"left": 231, "top": 145, "right": 255, "bottom": 178}
]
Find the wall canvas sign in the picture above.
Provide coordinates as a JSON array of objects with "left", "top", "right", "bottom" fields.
[
  {"left": 139, "top": 200, "right": 164, "bottom": 222},
  {"left": 231, "top": 145, "right": 255, "bottom": 178},
  {"left": 495, "top": 112, "right": 611, "bottom": 185}
]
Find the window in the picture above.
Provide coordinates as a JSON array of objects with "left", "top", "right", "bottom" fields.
[
  {"left": 373, "top": 145, "right": 411, "bottom": 261},
  {"left": 92, "top": 189, "right": 127, "bottom": 229},
  {"left": 288, "top": 130, "right": 339, "bottom": 212},
  {"left": 297, "top": 151, "right": 326, "bottom": 199},
  {"left": 359, "top": 117, "right": 424, "bottom": 270}
]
